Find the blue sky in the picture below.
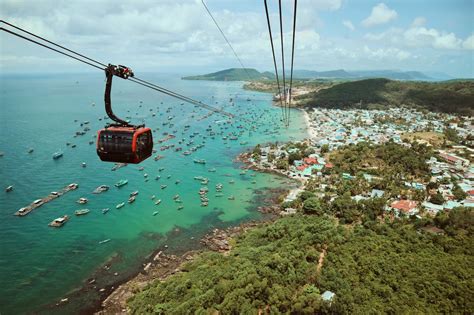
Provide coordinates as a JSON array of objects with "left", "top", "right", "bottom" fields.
[{"left": 1, "top": 0, "right": 473, "bottom": 77}]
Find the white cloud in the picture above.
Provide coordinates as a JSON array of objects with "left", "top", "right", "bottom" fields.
[
  {"left": 363, "top": 45, "right": 411, "bottom": 61},
  {"left": 411, "top": 16, "right": 426, "bottom": 27},
  {"left": 342, "top": 20, "right": 355, "bottom": 31},
  {"left": 462, "top": 34, "right": 474, "bottom": 50},
  {"left": 362, "top": 3, "right": 398, "bottom": 27},
  {"left": 404, "top": 27, "right": 462, "bottom": 49}
]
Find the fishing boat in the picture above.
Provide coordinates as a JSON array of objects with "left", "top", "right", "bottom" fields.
[
  {"left": 155, "top": 199, "right": 162, "bottom": 205},
  {"left": 175, "top": 180, "right": 181, "bottom": 184},
  {"left": 193, "top": 159, "right": 206, "bottom": 164},
  {"left": 160, "top": 185, "right": 167, "bottom": 189},
  {"left": 102, "top": 208, "right": 110, "bottom": 214},
  {"left": 49, "top": 215, "right": 69, "bottom": 227},
  {"left": 201, "top": 202, "right": 208, "bottom": 207},
  {"left": 82, "top": 162, "right": 87, "bottom": 167},
  {"left": 153, "top": 211, "right": 159, "bottom": 216},
  {"left": 215, "top": 193, "right": 224, "bottom": 197},
  {"left": 177, "top": 205, "right": 184, "bottom": 210},
  {"left": 130, "top": 191, "right": 139, "bottom": 197},
  {"left": 228, "top": 195, "right": 235, "bottom": 200},
  {"left": 155, "top": 175, "right": 161, "bottom": 180},
  {"left": 28, "top": 148, "right": 34, "bottom": 153},
  {"left": 115, "top": 179, "right": 128, "bottom": 187},
  {"left": 240, "top": 170, "right": 247, "bottom": 175},
  {"left": 208, "top": 168, "right": 216, "bottom": 172},
  {"left": 128, "top": 196, "right": 136, "bottom": 203},
  {"left": 151, "top": 195, "right": 156, "bottom": 200},
  {"left": 99, "top": 239, "right": 110, "bottom": 244},
  {"left": 5, "top": 185, "right": 13, "bottom": 192},
  {"left": 194, "top": 176, "right": 206, "bottom": 181},
  {"left": 52, "top": 151, "right": 63, "bottom": 160},
  {"left": 76, "top": 197, "right": 88, "bottom": 204},
  {"left": 138, "top": 166, "right": 145, "bottom": 171},
  {"left": 93, "top": 185, "right": 109, "bottom": 194},
  {"left": 201, "top": 179, "right": 209, "bottom": 185},
  {"left": 173, "top": 194, "right": 180, "bottom": 200},
  {"left": 116, "top": 202, "right": 125, "bottom": 209},
  {"left": 75, "top": 209, "right": 90, "bottom": 216},
  {"left": 229, "top": 180, "right": 235, "bottom": 184}
]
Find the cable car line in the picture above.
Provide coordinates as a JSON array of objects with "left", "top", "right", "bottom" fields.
[
  {"left": 0, "top": 22, "right": 235, "bottom": 120},
  {"left": 0, "top": 27, "right": 104, "bottom": 71},
  {"left": 0, "top": 20, "right": 243, "bottom": 163},
  {"left": 278, "top": 0, "right": 289, "bottom": 127},
  {"left": 263, "top": 0, "right": 286, "bottom": 125},
  {"left": 287, "top": 0, "right": 297, "bottom": 127},
  {"left": 200, "top": 0, "right": 253, "bottom": 82},
  {"left": 0, "top": 20, "right": 108, "bottom": 68}
]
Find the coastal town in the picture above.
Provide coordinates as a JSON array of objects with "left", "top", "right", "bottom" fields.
[{"left": 241, "top": 107, "right": 474, "bottom": 219}]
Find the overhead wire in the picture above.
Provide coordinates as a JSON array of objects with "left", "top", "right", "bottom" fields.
[
  {"left": 288, "top": 0, "right": 298, "bottom": 127},
  {"left": 200, "top": 0, "right": 253, "bottom": 82},
  {"left": 263, "top": 0, "right": 286, "bottom": 125},
  {"left": 0, "top": 20, "right": 236, "bottom": 120},
  {"left": 278, "top": 0, "right": 288, "bottom": 127}
]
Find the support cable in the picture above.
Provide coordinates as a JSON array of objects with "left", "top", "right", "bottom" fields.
[
  {"left": 0, "top": 22, "right": 236, "bottom": 120},
  {"left": 201, "top": 0, "right": 253, "bottom": 81},
  {"left": 287, "top": 0, "right": 298, "bottom": 127},
  {"left": 263, "top": 0, "right": 286, "bottom": 124},
  {"left": 278, "top": 0, "right": 289, "bottom": 126}
]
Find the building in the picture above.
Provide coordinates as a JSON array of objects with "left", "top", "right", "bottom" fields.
[{"left": 389, "top": 200, "right": 418, "bottom": 216}]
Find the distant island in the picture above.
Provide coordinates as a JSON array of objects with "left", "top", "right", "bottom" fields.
[
  {"left": 182, "top": 68, "right": 274, "bottom": 81},
  {"left": 183, "top": 68, "right": 456, "bottom": 81}
]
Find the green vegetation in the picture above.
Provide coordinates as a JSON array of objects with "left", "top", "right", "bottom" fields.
[
  {"left": 182, "top": 68, "right": 274, "bottom": 81},
  {"left": 127, "top": 141, "right": 472, "bottom": 314},
  {"left": 329, "top": 141, "right": 432, "bottom": 181},
  {"left": 297, "top": 78, "right": 474, "bottom": 115},
  {"left": 128, "top": 209, "right": 473, "bottom": 314}
]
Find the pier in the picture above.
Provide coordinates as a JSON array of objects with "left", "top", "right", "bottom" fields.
[{"left": 14, "top": 183, "right": 79, "bottom": 216}]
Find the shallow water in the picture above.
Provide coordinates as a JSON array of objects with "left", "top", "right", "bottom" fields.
[{"left": 0, "top": 72, "right": 307, "bottom": 314}]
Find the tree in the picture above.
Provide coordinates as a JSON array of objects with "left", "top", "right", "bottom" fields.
[
  {"left": 430, "top": 192, "right": 445, "bottom": 205},
  {"left": 303, "top": 197, "right": 323, "bottom": 215},
  {"left": 321, "top": 144, "right": 329, "bottom": 154},
  {"left": 452, "top": 184, "right": 467, "bottom": 201}
]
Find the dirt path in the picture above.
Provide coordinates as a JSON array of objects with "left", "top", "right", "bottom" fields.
[{"left": 316, "top": 246, "right": 327, "bottom": 274}]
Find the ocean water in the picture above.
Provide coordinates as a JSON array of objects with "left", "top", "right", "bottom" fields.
[{"left": 0, "top": 73, "right": 307, "bottom": 314}]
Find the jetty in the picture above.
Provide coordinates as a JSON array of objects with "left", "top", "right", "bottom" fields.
[{"left": 14, "top": 183, "right": 79, "bottom": 216}]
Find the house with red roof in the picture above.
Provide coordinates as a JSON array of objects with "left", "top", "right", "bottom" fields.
[{"left": 388, "top": 200, "right": 419, "bottom": 216}]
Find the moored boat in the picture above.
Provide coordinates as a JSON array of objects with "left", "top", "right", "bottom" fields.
[
  {"left": 76, "top": 197, "right": 88, "bottom": 204},
  {"left": 115, "top": 179, "right": 128, "bottom": 187},
  {"left": 116, "top": 202, "right": 125, "bottom": 209},
  {"left": 49, "top": 215, "right": 69, "bottom": 227},
  {"left": 130, "top": 191, "right": 139, "bottom": 197},
  {"left": 93, "top": 185, "right": 109, "bottom": 194},
  {"left": 102, "top": 208, "right": 110, "bottom": 214},
  {"left": 5, "top": 185, "right": 13, "bottom": 192},
  {"left": 52, "top": 151, "right": 63, "bottom": 160},
  {"left": 128, "top": 196, "right": 136, "bottom": 203},
  {"left": 75, "top": 209, "right": 90, "bottom": 216}
]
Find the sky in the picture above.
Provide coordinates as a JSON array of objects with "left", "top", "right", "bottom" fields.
[{"left": 1, "top": 0, "right": 473, "bottom": 78}]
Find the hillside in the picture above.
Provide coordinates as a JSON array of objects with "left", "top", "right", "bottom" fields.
[
  {"left": 128, "top": 211, "right": 473, "bottom": 314},
  {"left": 297, "top": 78, "right": 474, "bottom": 115},
  {"left": 182, "top": 68, "right": 274, "bottom": 81}
]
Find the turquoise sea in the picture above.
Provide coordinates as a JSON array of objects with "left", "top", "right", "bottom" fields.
[{"left": 0, "top": 73, "right": 307, "bottom": 314}]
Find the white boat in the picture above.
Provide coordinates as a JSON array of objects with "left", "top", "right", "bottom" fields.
[
  {"left": 155, "top": 199, "right": 162, "bottom": 205},
  {"left": 153, "top": 211, "right": 159, "bottom": 216},
  {"left": 116, "top": 202, "right": 125, "bottom": 209}
]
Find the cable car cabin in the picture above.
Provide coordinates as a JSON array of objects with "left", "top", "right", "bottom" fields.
[{"left": 97, "top": 126, "right": 153, "bottom": 163}]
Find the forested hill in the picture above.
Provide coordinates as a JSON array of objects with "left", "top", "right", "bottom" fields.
[
  {"left": 297, "top": 78, "right": 474, "bottom": 115},
  {"left": 182, "top": 68, "right": 274, "bottom": 81}
]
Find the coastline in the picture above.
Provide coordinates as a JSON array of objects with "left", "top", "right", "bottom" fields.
[{"left": 91, "top": 85, "right": 312, "bottom": 314}]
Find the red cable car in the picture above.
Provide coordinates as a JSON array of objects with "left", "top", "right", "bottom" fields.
[{"left": 96, "top": 64, "right": 153, "bottom": 164}]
